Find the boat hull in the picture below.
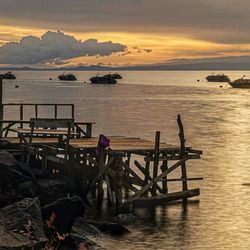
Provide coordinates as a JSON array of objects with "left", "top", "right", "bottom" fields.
[
  {"left": 228, "top": 82, "right": 250, "bottom": 88},
  {"left": 0, "top": 73, "right": 16, "bottom": 79},
  {"left": 58, "top": 74, "right": 77, "bottom": 81},
  {"left": 90, "top": 76, "right": 117, "bottom": 84},
  {"left": 206, "top": 75, "right": 229, "bottom": 82}
]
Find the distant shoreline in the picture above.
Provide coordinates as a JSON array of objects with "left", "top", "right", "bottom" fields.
[{"left": 1, "top": 66, "right": 250, "bottom": 71}]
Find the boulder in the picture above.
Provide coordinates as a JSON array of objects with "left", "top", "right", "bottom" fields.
[
  {"left": 37, "top": 179, "right": 70, "bottom": 206},
  {"left": 0, "top": 197, "right": 47, "bottom": 249},
  {"left": 42, "top": 196, "right": 85, "bottom": 234},
  {"left": 86, "top": 220, "right": 130, "bottom": 236},
  {"left": 69, "top": 217, "right": 105, "bottom": 250},
  {"left": 0, "top": 151, "right": 23, "bottom": 188},
  {"left": 114, "top": 213, "right": 138, "bottom": 224}
]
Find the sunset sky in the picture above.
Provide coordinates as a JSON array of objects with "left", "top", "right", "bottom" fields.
[{"left": 1, "top": 0, "right": 250, "bottom": 67}]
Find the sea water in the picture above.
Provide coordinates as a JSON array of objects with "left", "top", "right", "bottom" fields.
[{"left": 2, "top": 70, "right": 250, "bottom": 249}]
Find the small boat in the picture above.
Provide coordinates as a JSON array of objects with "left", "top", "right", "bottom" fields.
[
  {"left": 106, "top": 72, "right": 122, "bottom": 79},
  {"left": 90, "top": 74, "right": 117, "bottom": 84},
  {"left": 58, "top": 73, "right": 77, "bottom": 81},
  {"left": 0, "top": 72, "right": 16, "bottom": 79},
  {"left": 205, "top": 74, "right": 230, "bottom": 82},
  {"left": 228, "top": 76, "right": 250, "bottom": 88}
]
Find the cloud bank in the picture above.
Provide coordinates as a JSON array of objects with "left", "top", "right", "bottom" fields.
[
  {"left": 0, "top": 31, "right": 127, "bottom": 64},
  {"left": 0, "top": 0, "right": 250, "bottom": 43}
]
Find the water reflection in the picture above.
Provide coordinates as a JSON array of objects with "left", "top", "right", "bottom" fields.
[{"left": 2, "top": 72, "right": 250, "bottom": 249}]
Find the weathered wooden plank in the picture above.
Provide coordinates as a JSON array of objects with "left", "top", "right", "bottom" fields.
[
  {"left": 14, "top": 128, "right": 79, "bottom": 136},
  {"left": 120, "top": 161, "right": 145, "bottom": 184},
  {"left": 160, "top": 177, "right": 203, "bottom": 182},
  {"left": 134, "top": 160, "right": 162, "bottom": 193},
  {"left": 87, "top": 156, "right": 115, "bottom": 191},
  {"left": 97, "top": 149, "right": 104, "bottom": 208},
  {"left": 121, "top": 157, "right": 185, "bottom": 206},
  {"left": 122, "top": 181, "right": 139, "bottom": 193},
  {"left": 133, "top": 188, "right": 200, "bottom": 207},
  {"left": 177, "top": 115, "right": 188, "bottom": 199},
  {"left": 152, "top": 131, "right": 160, "bottom": 196},
  {"left": 123, "top": 174, "right": 145, "bottom": 187}
]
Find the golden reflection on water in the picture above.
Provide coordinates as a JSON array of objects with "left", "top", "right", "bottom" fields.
[{"left": 2, "top": 71, "right": 250, "bottom": 249}]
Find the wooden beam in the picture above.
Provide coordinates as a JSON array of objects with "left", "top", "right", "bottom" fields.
[
  {"left": 121, "top": 161, "right": 145, "bottom": 185},
  {"left": 133, "top": 188, "right": 200, "bottom": 207},
  {"left": 122, "top": 180, "right": 139, "bottom": 193},
  {"left": 87, "top": 156, "right": 115, "bottom": 192},
  {"left": 159, "top": 177, "right": 203, "bottom": 182},
  {"left": 134, "top": 160, "right": 162, "bottom": 193},
  {"left": 123, "top": 174, "right": 145, "bottom": 187},
  {"left": 121, "top": 157, "right": 185, "bottom": 206},
  {"left": 152, "top": 131, "right": 160, "bottom": 196},
  {"left": 177, "top": 115, "right": 188, "bottom": 201}
]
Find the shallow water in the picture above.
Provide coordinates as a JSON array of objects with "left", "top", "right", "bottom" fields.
[{"left": 2, "top": 70, "right": 250, "bottom": 249}]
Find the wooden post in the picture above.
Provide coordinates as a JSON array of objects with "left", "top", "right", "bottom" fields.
[
  {"left": 177, "top": 115, "right": 188, "bottom": 203},
  {"left": 20, "top": 104, "right": 24, "bottom": 127},
  {"left": 86, "top": 124, "right": 92, "bottom": 138},
  {"left": 114, "top": 156, "right": 123, "bottom": 214},
  {"left": 152, "top": 131, "right": 160, "bottom": 196},
  {"left": 143, "top": 157, "right": 150, "bottom": 196},
  {"left": 0, "top": 78, "right": 3, "bottom": 137},
  {"left": 97, "top": 148, "right": 104, "bottom": 208},
  {"left": 124, "top": 153, "right": 131, "bottom": 198},
  {"left": 54, "top": 104, "right": 58, "bottom": 119},
  {"left": 161, "top": 154, "right": 168, "bottom": 194},
  {"left": 35, "top": 104, "right": 38, "bottom": 118},
  {"left": 71, "top": 105, "right": 75, "bottom": 119}
]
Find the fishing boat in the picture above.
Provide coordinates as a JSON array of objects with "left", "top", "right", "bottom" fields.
[
  {"left": 106, "top": 72, "right": 122, "bottom": 79},
  {"left": 0, "top": 72, "right": 16, "bottom": 79},
  {"left": 90, "top": 74, "right": 117, "bottom": 84},
  {"left": 205, "top": 74, "right": 230, "bottom": 82},
  {"left": 228, "top": 76, "right": 250, "bottom": 88},
  {"left": 58, "top": 73, "right": 77, "bottom": 81}
]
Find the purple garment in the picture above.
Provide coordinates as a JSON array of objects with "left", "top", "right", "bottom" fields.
[{"left": 96, "top": 134, "right": 110, "bottom": 156}]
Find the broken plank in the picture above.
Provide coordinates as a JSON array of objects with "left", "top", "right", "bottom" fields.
[{"left": 133, "top": 188, "right": 200, "bottom": 207}]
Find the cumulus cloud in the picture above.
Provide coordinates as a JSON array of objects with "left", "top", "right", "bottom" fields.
[{"left": 0, "top": 31, "right": 127, "bottom": 64}]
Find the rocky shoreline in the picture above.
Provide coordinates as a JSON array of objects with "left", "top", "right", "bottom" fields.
[{"left": 0, "top": 150, "right": 129, "bottom": 249}]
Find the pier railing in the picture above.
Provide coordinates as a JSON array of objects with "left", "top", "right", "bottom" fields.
[{"left": 2, "top": 103, "right": 75, "bottom": 122}]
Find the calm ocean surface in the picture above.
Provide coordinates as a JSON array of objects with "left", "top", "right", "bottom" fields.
[{"left": 2, "top": 70, "right": 250, "bottom": 249}]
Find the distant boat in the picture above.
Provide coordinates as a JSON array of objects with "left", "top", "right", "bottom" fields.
[
  {"left": 0, "top": 72, "right": 16, "bottom": 79},
  {"left": 228, "top": 76, "right": 250, "bottom": 88},
  {"left": 58, "top": 73, "right": 77, "bottom": 81},
  {"left": 205, "top": 74, "right": 230, "bottom": 82},
  {"left": 106, "top": 72, "right": 122, "bottom": 79},
  {"left": 90, "top": 74, "right": 117, "bottom": 84}
]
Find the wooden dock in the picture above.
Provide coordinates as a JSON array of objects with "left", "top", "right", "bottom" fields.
[{"left": 0, "top": 88, "right": 203, "bottom": 212}]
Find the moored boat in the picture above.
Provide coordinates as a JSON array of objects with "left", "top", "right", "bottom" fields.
[
  {"left": 205, "top": 74, "right": 230, "bottom": 82},
  {"left": 106, "top": 72, "right": 122, "bottom": 79},
  {"left": 0, "top": 72, "right": 16, "bottom": 79},
  {"left": 228, "top": 76, "right": 250, "bottom": 88},
  {"left": 58, "top": 73, "right": 77, "bottom": 81},
  {"left": 90, "top": 74, "right": 117, "bottom": 84}
]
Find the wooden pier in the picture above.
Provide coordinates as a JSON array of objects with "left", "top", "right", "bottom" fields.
[
  {"left": 0, "top": 77, "right": 202, "bottom": 212},
  {"left": 0, "top": 110, "right": 202, "bottom": 212}
]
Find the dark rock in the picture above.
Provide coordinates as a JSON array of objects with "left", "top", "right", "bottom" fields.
[
  {"left": 0, "top": 197, "right": 47, "bottom": 249},
  {"left": 114, "top": 213, "right": 137, "bottom": 224},
  {"left": 0, "top": 151, "right": 23, "bottom": 188},
  {"left": 37, "top": 179, "right": 70, "bottom": 206},
  {"left": 42, "top": 196, "right": 85, "bottom": 234},
  {"left": 0, "top": 150, "right": 17, "bottom": 166},
  {"left": 70, "top": 217, "right": 105, "bottom": 250},
  {"left": 87, "top": 220, "right": 130, "bottom": 236},
  {"left": 0, "top": 151, "right": 37, "bottom": 191}
]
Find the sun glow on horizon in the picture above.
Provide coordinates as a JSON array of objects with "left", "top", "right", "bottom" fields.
[{"left": 1, "top": 25, "right": 250, "bottom": 67}]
